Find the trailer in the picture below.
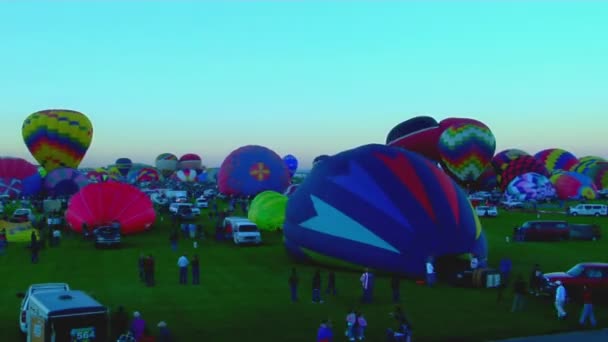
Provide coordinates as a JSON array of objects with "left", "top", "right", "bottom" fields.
[{"left": 27, "top": 290, "right": 108, "bottom": 342}]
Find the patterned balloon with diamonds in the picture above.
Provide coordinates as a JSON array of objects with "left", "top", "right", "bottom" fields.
[
  {"left": 533, "top": 148, "right": 579, "bottom": 173},
  {"left": 437, "top": 120, "right": 496, "bottom": 183}
]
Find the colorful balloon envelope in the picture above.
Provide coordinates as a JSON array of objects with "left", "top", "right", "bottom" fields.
[
  {"left": 533, "top": 148, "right": 579, "bottom": 173},
  {"left": 499, "top": 155, "right": 548, "bottom": 191},
  {"left": 284, "top": 144, "right": 484, "bottom": 277},
  {"left": 248, "top": 191, "right": 288, "bottom": 231},
  {"left": 22, "top": 109, "right": 93, "bottom": 172},
  {"left": 437, "top": 119, "right": 496, "bottom": 184},
  {"left": 472, "top": 166, "right": 497, "bottom": 192},
  {"left": 386, "top": 116, "right": 442, "bottom": 162},
  {"left": 178, "top": 153, "right": 202, "bottom": 170},
  {"left": 155, "top": 153, "right": 178, "bottom": 177},
  {"left": 550, "top": 171, "right": 598, "bottom": 200},
  {"left": 0, "top": 157, "right": 40, "bottom": 198},
  {"left": 218, "top": 145, "right": 290, "bottom": 196},
  {"left": 590, "top": 162, "right": 608, "bottom": 190},
  {"left": 174, "top": 169, "right": 198, "bottom": 182},
  {"left": 115, "top": 158, "right": 133, "bottom": 177},
  {"left": 506, "top": 172, "right": 555, "bottom": 201},
  {"left": 491, "top": 149, "right": 529, "bottom": 174},
  {"left": 66, "top": 182, "right": 156, "bottom": 234},
  {"left": 571, "top": 157, "right": 605, "bottom": 176},
  {"left": 44, "top": 167, "right": 89, "bottom": 197}
]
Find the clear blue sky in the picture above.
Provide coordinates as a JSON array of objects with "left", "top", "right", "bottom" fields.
[{"left": 1, "top": 1, "right": 607, "bottom": 169}]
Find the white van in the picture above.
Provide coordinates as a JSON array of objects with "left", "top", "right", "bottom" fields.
[
  {"left": 17, "top": 283, "right": 70, "bottom": 334},
  {"left": 223, "top": 217, "right": 262, "bottom": 245},
  {"left": 569, "top": 204, "right": 608, "bottom": 217}
]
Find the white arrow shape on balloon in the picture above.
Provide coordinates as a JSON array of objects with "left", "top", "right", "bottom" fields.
[{"left": 300, "top": 195, "right": 400, "bottom": 254}]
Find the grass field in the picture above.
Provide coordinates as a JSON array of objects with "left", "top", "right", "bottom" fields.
[{"left": 2, "top": 202, "right": 608, "bottom": 342}]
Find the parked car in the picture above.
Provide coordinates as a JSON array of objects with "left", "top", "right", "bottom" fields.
[
  {"left": 195, "top": 198, "right": 209, "bottom": 209},
  {"left": 513, "top": 220, "right": 570, "bottom": 242},
  {"left": 569, "top": 223, "right": 601, "bottom": 241},
  {"left": 569, "top": 204, "right": 607, "bottom": 217},
  {"left": 203, "top": 189, "right": 217, "bottom": 197},
  {"left": 501, "top": 200, "right": 524, "bottom": 209},
  {"left": 17, "top": 283, "right": 71, "bottom": 334},
  {"left": 475, "top": 206, "right": 498, "bottom": 217},
  {"left": 169, "top": 203, "right": 200, "bottom": 216},
  {"left": 598, "top": 189, "right": 608, "bottom": 198},
  {"left": 543, "top": 263, "right": 608, "bottom": 299},
  {"left": 9, "top": 208, "right": 35, "bottom": 223},
  {"left": 93, "top": 225, "right": 121, "bottom": 248}
]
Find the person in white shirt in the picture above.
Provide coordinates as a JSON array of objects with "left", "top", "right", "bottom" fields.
[
  {"left": 554, "top": 281, "right": 567, "bottom": 319},
  {"left": 426, "top": 257, "right": 435, "bottom": 287},
  {"left": 360, "top": 268, "right": 374, "bottom": 303},
  {"left": 177, "top": 254, "right": 189, "bottom": 285}
]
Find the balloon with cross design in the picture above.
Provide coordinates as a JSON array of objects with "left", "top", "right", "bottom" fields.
[{"left": 218, "top": 145, "right": 290, "bottom": 196}]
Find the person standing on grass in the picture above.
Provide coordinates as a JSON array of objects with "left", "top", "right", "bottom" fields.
[
  {"left": 317, "top": 319, "right": 333, "bottom": 342},
  {"left": 138, "top": 253, "right": 145, "bottom": 282},
  {"left": 177, "top": 254, "right": 189, "bottom": 285},
  {"left": 426, "top": 257, "right": 436, "bottom": 287},
  {"left": 360, "top": 268, "right": 374, "bottom": 303},
  {"left": 391, "top": 274, "right": 401, "bottom": 303},
  {"left": 289, "top": 268, "right": 299, "bottom": 302},
  {"left": 191, "top": 255, "right": 200, "bottom": 285},
  {"left": 356, "top": 312, "right": 367, "bottom": 341},
  {"left": 312, "top": 269, "right": 323, "bottom": 303},
  {"left": 169, "top": 229, "right": 178, "bottom": 252},
  {"left": 554, "top": 280, "right": 567, "bottom": 319},
  {"left": 579, "top": 284, "right": 597, "bottom": 327},
  {"left": 511, "top": 274, "right": 526, "bottom": 312},
  {"left": 326, "top": 270, "right": 337, "bottom": 296},
  {"left": 131, "top": 311, "right": 146, "bottom": 340}
]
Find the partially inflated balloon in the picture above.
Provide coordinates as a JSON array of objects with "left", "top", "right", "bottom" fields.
[
  {"left": 499, "top": 156, "right": 548, "bottom": 191},
  {"left": 179, "top": 154, "right": 202, "bottom": 171},
  {"left": 248, "top": 191, "right": 288, "bottom": 231},
  {"left": 506, "top": 172, "right": 555, "bottom": 201},
  {"left": 491, "top": 149, "right": 529, "bottom": 174},
  {"left": 155, "top": 153, "right": 178, "bottom": 177},
  {"left": 550, "top": 171, "right": 597, "bottom": 200},
  {"left": 66, "top": 182, "right": 156, "bottom": 234},
  {"left": 44, "top": 167, "right": 89, "bottom": 197},
  {"left": 22, "top": 109, "right": 93, "bottom": 172},
  {"left": 437, "top": 120, "right": 496, "bottom": 184},
  {"left": 0, "top": 157, "right": 40, "bottom": 198}
]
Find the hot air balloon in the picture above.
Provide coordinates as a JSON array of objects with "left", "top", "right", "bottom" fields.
[
  {"left": 115, "top": 158, "right": 133, "bottom": 177},
  {"left": 248, "top": 191, "right": 289, "bottom": 231},
  {"left": 550, "top": 172, "right": 597, "bottom": 200},
  {"left": 506, "top": 172, "right": 555, "bottom": 201},
  {"left": 499, "top": 156, "right": 549, "bottom": 191},
  {"left": 313, "top": 155, "right": 330, "bottom": 168},
  {"left": 283, "top": 155, "right": 299, "bottom": 178},
  {"left": 589, "top": 162, "right": 608, "bottom": 190},
  {"left": 472, "top": 166, "right": 497, "bottom": 192},
  {"left": 0, "top": 157, "right": 40, "bottom": 198},
  {"left": 571, "top": 157, "right": 606, "bottom": 177},
  {"left": 129, "top": 167, "right": 162, "bottom": 184},
  {"left": 22, "top": 109, "right": 93, "bottom": 172},
  {"left": 437, "top": 119, "right": 496, "bottom": 184},
  {"left": 386, "top": 116, "right": 441, "bottom": 161},
  {"left": 66, "top": 182, "right": 156, "bottom": 235},
  {"left": 284, "top": 144, "right": 484, "bottom": 277},
  {"left": 219, "top": 145, "right": 290, "bottom": 196},
  {"left": 533, "top": 148, "right": 579, "bottom": 174},
  {"left": 44, "top": 168, "right": 89, "bottom": 197},
  {"left": 155, "top": 153, "right": 178, "bottom": 177},
  {"left": 491, "top": 149, "right": 529, "bottom": 174},
  {"left": 179, "top": 154, "right": 202, "bottom": 171},
  {"left": 85, "top": 169, "right": 109, "bottom": 183},
  {"left": 173, "top": 169, "right": 198, "bottom": 182}
]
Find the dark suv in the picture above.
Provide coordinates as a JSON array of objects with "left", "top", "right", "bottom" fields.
[
  {"left": 513, "top": 220, "right": 569, "bottom": 242},
  {"left": 569, "top": 224, "right": 601, "bottom": 241},
  {"left": 93, "top": 225, "right": 121, "bottom": 248}
]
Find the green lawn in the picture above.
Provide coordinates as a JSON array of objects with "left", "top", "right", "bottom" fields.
[{"left": 2, "top": 204, "right": 608, "bottom": 342}]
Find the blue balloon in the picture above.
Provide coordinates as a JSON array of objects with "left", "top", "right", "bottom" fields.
[
  {"left": 21, "top": 173, "right": 42, "bottom": 196},
  {"left": 283, "top": 154, "right": 298, "bottom": 177},
  {"left": 284, "top": 144, "right": 484, "bottom": 277}
]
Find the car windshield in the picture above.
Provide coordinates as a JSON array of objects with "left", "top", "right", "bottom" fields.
[
  {"left": 566, "top": 264, "right": 584, "bottom": 277},
  {"left": 239, "top": 224, "right": 259, "bottom": 233}
]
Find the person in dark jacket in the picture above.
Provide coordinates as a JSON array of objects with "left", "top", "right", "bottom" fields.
[
  {"left": 511, "top": 274, "right": 526, "bottom": 312},
  {"left": 289, "top": 268, "right": 299, "bottom": 302},
  {"left": 391, "top": 274, "right": 401, "bottom": 303},
  {"left": 312, "top": 269, "right": 323, "bottom": 303},
  {"left": 111, "top": 305, "right": 129, "bottom": 341},
  {"left": 157, "top": 321, "right": 172, "bottom": 342},
  {"left": 191, "top": 255, "right": 200, "bottom": 285},
  {"left": 326, "top": 270, "right": 337, "bottom": 296}
]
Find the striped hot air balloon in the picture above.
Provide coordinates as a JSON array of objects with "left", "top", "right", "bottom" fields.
[
  {"left": 22, "top": 109, "right": 93, "bottom": 172},
  {"left": 437, "top": 119, "right": 496, "bottom": 184},
  {"left": 534, "top": 148, "right": 579, "bottom": 173}
]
